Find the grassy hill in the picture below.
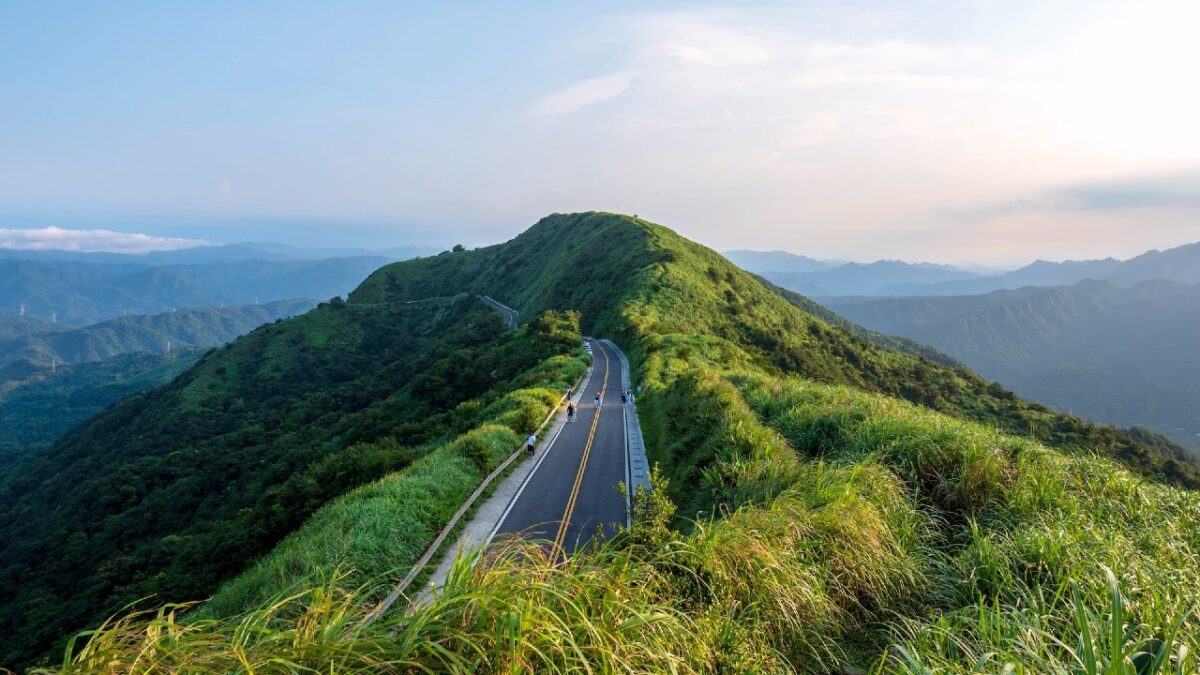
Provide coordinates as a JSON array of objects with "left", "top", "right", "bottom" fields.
[
  {"left": 9, "top": 213, "right": 1200, "bottom": 673},
  {"left": 0, "top": 290, "right": 585, "bottom": 666}
]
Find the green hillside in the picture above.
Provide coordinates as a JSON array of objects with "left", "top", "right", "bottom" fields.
[
  {"left": 9, "top": 213, "right": 1200, "bottom": 673},
  {"left": 0, "top": 350, "right": 202, "bottom": 476},
  {"left": 827, "top": 280, "right": 1200, "bottom": 449},
  {"left": 0, "top": 290, "right": 585, "bottom": 666},
  {"left": 0, "top": 298, "right": 316, "bottom": 368},
  {"left": 0, "top": 257, "right": 387, "bottom": 326}
]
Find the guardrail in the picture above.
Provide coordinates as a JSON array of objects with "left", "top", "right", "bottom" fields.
[
  {"left": 479, "top": 295, "right": 518, "bottom": 329},
  {"left": 363, "top": 360, "right": 585, "bottom": 624},
  {"left": 599, "top": 340, "right": 650, "bottom": 527}
]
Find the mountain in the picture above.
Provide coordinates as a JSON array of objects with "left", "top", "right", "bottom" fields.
[
  {"left": 0, "top": 241, "right": 438, "bottom": 265},
  {"left": 0, "top": 299, "right": 315, "bottom": 368},
  {"left": 0, "top": 350, "right": 202, "bottom": 477},
  {"left": 887, "top": 240, "right": 1200, "bottom": 295},
  {"left": 761, "top": 259, "right": 982, "bottom": 296},
  {"left": 0, "top": 288, "right": 587, "bottom": 665},
  {"left": 4, "top": 213, "right": 1198, "bottom": 671},
  {"left": 721, "top": 249, "right": 838, "bottom": 275},
  {"left": 825, "top": 279, "right": 1200, "bottom": 449},
  {"left": 0, "top": 257, "right": 387, "bottom": 325},
  {"left": 0, "top": 316, "right": 68, "bottom": 341}
]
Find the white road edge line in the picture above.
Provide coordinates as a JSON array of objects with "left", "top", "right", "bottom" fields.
[
  {"left": 484, "top": 346, "right": 597, "bottom": 547},
  {"left": 623, "top": 403, "right": 631, "bottom": 529}
]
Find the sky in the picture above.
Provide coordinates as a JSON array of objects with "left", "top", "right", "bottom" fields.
[{"left": 1, "top": 1, "right": 1199, "bottom": 264}]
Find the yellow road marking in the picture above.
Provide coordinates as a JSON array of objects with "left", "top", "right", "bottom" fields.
[{"left": 553, "top": 341, "right": 610, "bottom": 556}]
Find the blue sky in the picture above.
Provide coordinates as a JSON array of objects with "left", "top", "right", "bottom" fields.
[{"left": 2, "top": 1, "right": 1198, "bottom": 262}]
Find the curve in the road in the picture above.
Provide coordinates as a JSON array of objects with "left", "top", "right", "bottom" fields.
[{"left": 479, "top": 295, "right": 518, "bottom": 329}]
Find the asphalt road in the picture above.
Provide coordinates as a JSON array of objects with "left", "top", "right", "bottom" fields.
[
  {"left": 480, "top": 295, "right": 518, "bottom": 329},
  {"left": 495, "top": 339, "right": 629, "bottom": 555}
]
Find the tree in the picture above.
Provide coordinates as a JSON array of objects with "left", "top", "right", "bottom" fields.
[{"left": 452, "top": 244, "right": 465, "bottom": 253}]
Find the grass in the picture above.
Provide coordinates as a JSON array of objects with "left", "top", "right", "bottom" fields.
[
  {"left": 204, "top": 352, "right": 588, "bottom": 618},
  {"left": 24, "top": 212, "right": 1200, "bottom": 673}
]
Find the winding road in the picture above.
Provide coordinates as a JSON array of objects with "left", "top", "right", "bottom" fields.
[
  {"left": 493, "top": 338, "right": 629, "bottom": 555},
  {"left": 479, "top": 295, "right": 519, "bottom": 329}
]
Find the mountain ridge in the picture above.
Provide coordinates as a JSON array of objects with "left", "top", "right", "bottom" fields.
[
  {"left": 826, "top": 279, "right": 1200, "bottom": 447},
  {"left": 3, "top": 212, "right": 1198, "bottom": 670}
]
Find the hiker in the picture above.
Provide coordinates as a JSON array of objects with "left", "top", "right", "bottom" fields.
[
  {"left": 526, "top": 433, "right": 537, "bottom": 457},
  {"left": 567, "top": 402, "right": 576, "bottom": 422}
]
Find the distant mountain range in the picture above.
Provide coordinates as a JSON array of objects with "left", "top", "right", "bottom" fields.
[
  {"left": 0, "top": 257, "right": 384, "bottom": 325},
  {"left": 0, "top": 298, "right": 315, "bottom": 368},
  {"left": 724, "top": 249, "right": 987, "bottom": 296},
  {"left": 826, "top": 279, "right": 1200, "bottom": 449},
  {"left": 0, "top": 241, "right": 439, "bottom": 265},
  {"left": 882, "top": 241, "right": 1200, "bottom": 296},
  {"left": 722, "top": 250, "right": 840, "bottom": 275},
  {"left": 765, "top": 260, "right": 981, "bottom": 296},
  {"left": 725, "top": 240, "right": 1200, "bottom": 297}
]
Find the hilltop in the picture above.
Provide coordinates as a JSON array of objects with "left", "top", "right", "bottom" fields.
[{"left": 5, "top": 213, "right": 1199, "bottom": 672}]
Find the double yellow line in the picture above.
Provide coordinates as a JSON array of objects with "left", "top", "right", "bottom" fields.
[{"left": 552, "top": 341, "right": 610, "bottom": 555}]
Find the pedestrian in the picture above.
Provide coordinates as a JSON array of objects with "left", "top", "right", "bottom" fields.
[
  {"left": 595, "top": 392, "right": 601, "bottom": 406},
  {"left": 526, "top": 433, "right": 537, "bottom": 457},
  {"left": 567, "top": 402, "right": 576, "bottom": 422},
  {"left": 567, "top": 386, "right": 573, "bottom": 400},
  {"left": 621, "top": 391, "right": 627, "bottom": 405}
]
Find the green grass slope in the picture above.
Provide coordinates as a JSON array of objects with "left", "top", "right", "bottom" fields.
[
  {"left": 353, "top": 213, "right": 1197, "bottom": 498},
  {"left": 20, "top": 212, "right": 1200, "bottom": 673},
  {"left": 0, "top": 291, "right": 583, "bottom": 666}
]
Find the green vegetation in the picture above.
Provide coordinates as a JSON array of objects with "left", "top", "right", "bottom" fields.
[
  {"left": 9, "top": 212, "right": 1200, "bottom": 672},
  {"left": 206, "top": 347, "right": 586, "bottom": 617},
  {"left": 0, "top": 257, "right": 386, "bottom": 326},
  {"left": 0, "top": 291, "right": 583, "bottom": 666},
  {"left": 0, "top": 349, "right": 201, "bottom": 476},
  {"left": 827, "top": 279, "right": 1200, "bottom": 449},
  {"left": 0, "top": 299, "right": 315, "bottom": 369}
]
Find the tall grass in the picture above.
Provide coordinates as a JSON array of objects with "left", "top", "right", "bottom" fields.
[
  {"left": 204, "top": 351, "right": 587, "bottom": 619},
  {"left": 29, "top": 212, "right": 1200, "bottom": 672}
]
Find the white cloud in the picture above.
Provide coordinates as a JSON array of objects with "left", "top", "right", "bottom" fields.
[
  {"left": 0, "top": 226, "right": 208, "bottom": 253},
  {"left": 531, "top": 72, "right": 634, "bottom": 115}
]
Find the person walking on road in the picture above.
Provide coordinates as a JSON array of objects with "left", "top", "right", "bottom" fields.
[
  {"left": 526, "top": 433, "right": 537, "bottom": 458},
  {"left": 621, "top": 391, "right": 627, "bottom": 405},
  {"left": 567, "top": 386, "right": 573, "bottom": 400},
  {"left": 594, "top": 392, "right": 601, "bottom": 407},
  {"left": 567, "top": 402, "right": 576, "bottom": 422}
]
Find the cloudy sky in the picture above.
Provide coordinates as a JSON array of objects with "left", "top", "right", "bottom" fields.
[{"left": 2, "top": 1, "right": 1198, "bottom": 263}]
